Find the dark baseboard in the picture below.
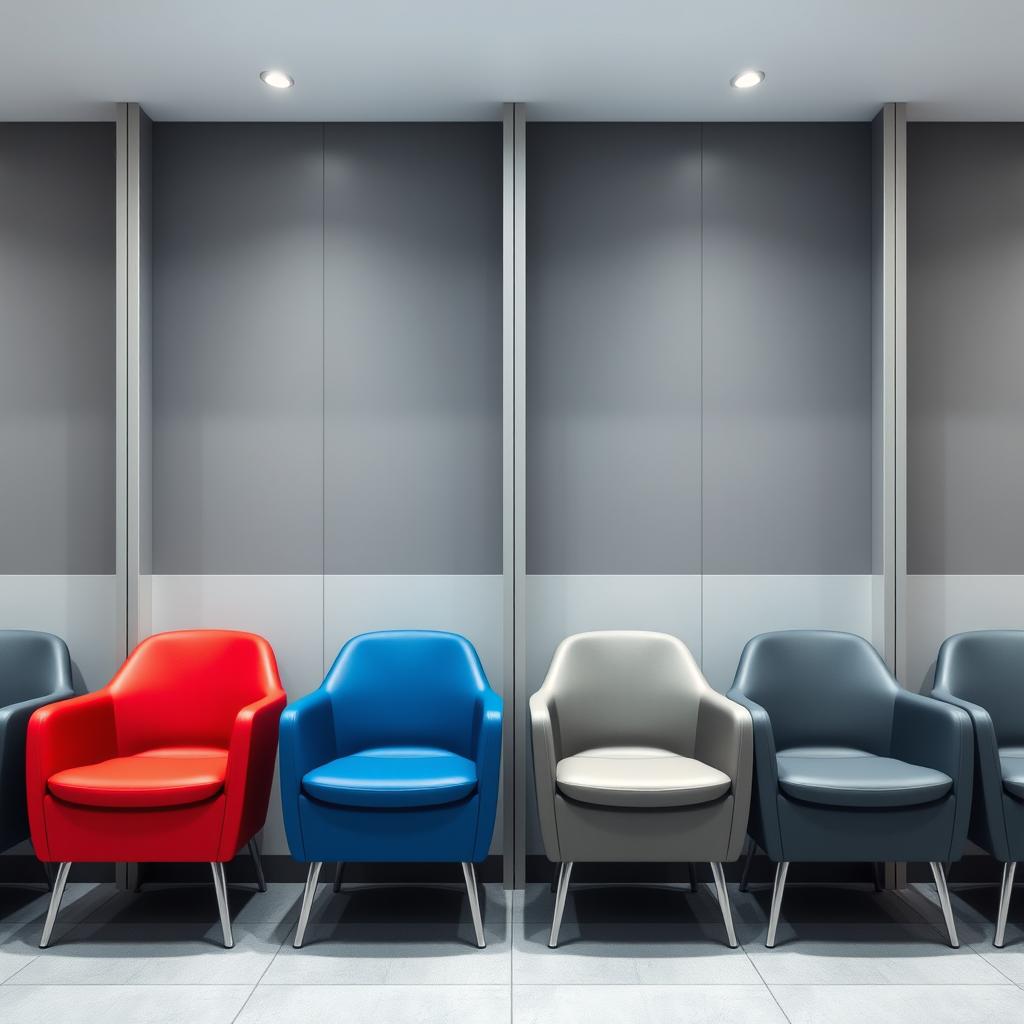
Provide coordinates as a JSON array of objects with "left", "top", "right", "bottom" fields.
[
  {"left": 525, "top": 853, "right": 1011, "bottom": 886},
  {"left": 0, "top": 854, "right": 503, "bottom": 887}
]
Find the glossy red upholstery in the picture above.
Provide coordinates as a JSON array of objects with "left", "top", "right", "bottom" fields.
[{"left": 27, "top": 630, "right": 286, "bottom": 863}]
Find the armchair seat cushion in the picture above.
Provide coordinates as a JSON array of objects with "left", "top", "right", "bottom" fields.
[
  {"left": 48, "top": 747, "right": 228, "bottom": 809},
  {"left": 555, "top": 746, "right": 732, "bottom": 809},
  {"left": 302, "top": 746, "right": 478, "bottom": 809},
  {"left": 777, "top": 747, "right": 952, "bottom": 808},
  {"left": 1000, "top": 747, "right": 1024, "bottom": 800}
]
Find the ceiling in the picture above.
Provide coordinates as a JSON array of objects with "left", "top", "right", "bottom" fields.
[{"left": 2, "top": 1, "right": 1022, "bottom": 122}]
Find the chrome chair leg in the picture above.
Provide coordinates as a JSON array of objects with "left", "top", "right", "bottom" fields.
[
  {"left": 294, "top": 861, "right": 323, "bottom": 948},
  {"left": 872, "top": 862, "right": 885, "bottom": 893},
  {"left": 211, "top": 861, "right": 234, "bottom": 948},
  {"left": 549, "top": 861, "right": 574, "bottom": 948},
  {"left": 39, "top": 862, "right": 71, "bottom": 948},
  {"left": 687, "top": 862, "right": 698, "bottom": 893},
  {"left": 766, "top": 860, "right": 789, "bottom": 948},
  {"left": 739, "top": 838, "right": 756, "bottom": 893},
  {"left": 333, "top": 861, "right": 345, "bottom": 893},
  {"left": 461, "top": 862, "right": 486, "bottom": 949},
  {"left": 248, "top": 839, "right": 267, "bottom": 893},
  {"left": 929, "top": 860, "right": 959, "bottom": 948},
  {"left": 995, "top": 861, "right": 1016, "bottom": 948},
  {"left": 709, "top": 861, "right": 738, "bottom": 948}
]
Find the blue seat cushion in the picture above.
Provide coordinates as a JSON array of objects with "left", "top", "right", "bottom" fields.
[
  {"left": 777, "top": 747, "right": 953, "bottom": 808},
  {"left": 302, "top": 746, "right": 478, "bottom": 809},
  {"left": 1000, "top": 747, "right": 1024, "bottom": 801}
]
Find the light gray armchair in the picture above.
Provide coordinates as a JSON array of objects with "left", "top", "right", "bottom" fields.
[{"left": 530, "top": 630, "right": 753, "bottom": 948}]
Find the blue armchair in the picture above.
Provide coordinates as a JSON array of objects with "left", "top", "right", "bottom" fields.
[
  {"left": 279, "top": 630, "right": 502, "bottom": 948},
  {"left": 932, "top": 630, "right": 1024, "bottom": 946},
  {"left": 728, "top": 630, "right": 972, "bottom": 948},
  {"left": 0, "top": 630, "right": 75, "bottom": 857}
]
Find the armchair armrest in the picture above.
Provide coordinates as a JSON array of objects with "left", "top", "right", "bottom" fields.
[
  {"left": 930, "top": 690, "right": 1007, "bottom": 859},
  {"left": 218, "top": 689, "right": 287, "bottom": 860},
  {"left": 0, "top": 690, "right": 75, "bottom": 847},
  {"left": 471, "top": 687, "right": 503, "bottom": 861},
  {"left": 726, "top": 690, "right": 783, "bottom": 861},
  {"left": 891, "top": 689, "right": 973, "bottom": 859},
  {"left": 695, "top": 688, "right": 753, "bottom": 860},
  {"left": 529, "top": 689, "right": 562, "bottom": 862},
  {"left": 278, "top": 688, "right": 336, "bottom": 861},
  {"left": 25, "top": 690, "right": 117, "bottom": 860}
]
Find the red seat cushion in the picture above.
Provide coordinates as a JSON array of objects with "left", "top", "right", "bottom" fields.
[{"left": 48, "top": 747, "right": 229, "bottom": 809}]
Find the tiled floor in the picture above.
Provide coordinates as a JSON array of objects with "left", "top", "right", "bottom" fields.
[{"left": 1, "top": 877, "right": 1024, "bottom": 1023}]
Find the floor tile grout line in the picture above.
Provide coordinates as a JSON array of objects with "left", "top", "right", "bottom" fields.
[
  {"left": 227, "top": 928, "right": 287, "bottom": 1024},
  {"left": 742, "top": 940, "right": 797, "bottom": 1024}
]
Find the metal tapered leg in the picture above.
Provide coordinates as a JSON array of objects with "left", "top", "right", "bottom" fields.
[
  {"left": 873, "top": 862, "right": 885, "bottom": 893},
  {"left": 333, "top": 861, "right": 345, "bottom": 893},
  {"left": 210, "top": 862, "right": 234, "bottom": 948},
  {"left": 739, "top": 839, "right": 756, "bottom": 893},
  {"left": 766, "top": 861, "right": 789, "bottom": 948},
  {"left": 461, "top": 862, "right": 486, "bottom": 949},
  {"left": 248, "top": 839, "right": 267, "bottom": 893},
  {"left": 995, "top": 861, "right": 1016, "bottom": 948},
  {"left": 549, "top": 861, "right": 574, "bottom": 948},
  {"left": 39, "top": 862, "right": 71, "bottom": 948},
  {"left": 687, "top": 862, "right": 698, "bottom": 893},
  {"left": 294, "top": 861, "right": 323, "bottom": 948},
  {"left": 929, "top": 860, "right": 959, "bottom": 948},
  {"left": 709, "top": 861, "right": 738, "bottom": 948}
]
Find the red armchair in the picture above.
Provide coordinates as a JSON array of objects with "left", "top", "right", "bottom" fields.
[{"left": 27, "top": 629, "right": 286, "bottom": 948}]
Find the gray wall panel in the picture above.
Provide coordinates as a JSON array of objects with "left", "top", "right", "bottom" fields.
[
  {"left": 526, "top": 124, "right": 702, "bottom": 574},
  {"left": 907, "top": 124, "right": 1024, "bottom": 574},
  {"left": 152, "top": 124, "right": 324, "bottom": 574},
  {"left": 0, "top": 124, "right": 115, "bottom": 573},
  {"left": 702, "top": 124, "right": 873, "bottom": 574},
  {"left": 323, "top": 124, "right": 502, "bottom": 574}
]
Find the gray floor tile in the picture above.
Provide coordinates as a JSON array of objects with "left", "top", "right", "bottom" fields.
[
  {"left": 771, "top": 983, "right": 1024, "bottom": 1024},
  {"left": 0, "top": 882, "right": 115, "bottom": 927},
  {"left": 514, "top": 921, "right": 760, "bottom": 985},
  {"left": 516, "top": 882, "right": 735, "bottom": 926},
  {"left": 0, "top": 984, "right": 253, "bottom": 1024},
  {"left": 9, "top": 921, "right": 286, "bottom": 986},
  {"left": 0, "top": 925, "right": 39, "bottom": 984},
  {"left": 261, "top": 920, "right": 510, "bottom": 985},
  {"left": 514, "top": 985, "right": 789, "bottom": 1024},
  {"left": 746, "top": 923, "right": 1007, "bottom": 985},
  {"left": 972, "top": 941, "right": 1024, "bottom": 985},
  {"left": 236, "top": 984, "right": 511, "bottom": 1024}
]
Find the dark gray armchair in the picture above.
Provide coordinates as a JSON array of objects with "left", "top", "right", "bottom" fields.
[
  {"left": 931, "top": 630, "right": 1024, "bottom": 946},
  {"left": 728, "top": 630, "right": 973, "bottom": 948},
  {"left": 0, "top": 630, "right": 75, "bottom": 856}
]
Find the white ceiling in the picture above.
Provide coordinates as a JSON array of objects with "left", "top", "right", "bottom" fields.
[{"left": 2, "top": 1, "right": 1023, "bottom": 123}]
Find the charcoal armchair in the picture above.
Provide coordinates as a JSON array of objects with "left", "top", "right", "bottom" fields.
[{"left": 729, "top": 629, "right": 972, "bottom": 948}]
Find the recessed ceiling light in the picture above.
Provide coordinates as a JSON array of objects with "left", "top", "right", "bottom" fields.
[
  {"left": 731, "top": 69, "right": 765, "bottom": 90},
  {"left": 260, "top": 70, "right": 294, "bottom": 89}
]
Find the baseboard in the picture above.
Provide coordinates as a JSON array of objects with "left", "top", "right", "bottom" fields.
[{"left": 0, "top": 854, "right": 503, "bottom": 887}]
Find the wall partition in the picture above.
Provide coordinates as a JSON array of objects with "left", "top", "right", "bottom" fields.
[
  {"left": 0, "top": 124, "right": 119, "bottom": 699},
  {"left": 906, "top": 123, "right": 1024, "bottom": 692},
  {"left": 519, "top": 120, "right": 893, "bottom": 874},
  {"left": 144, "top": 119, "right": 505, "bottom": 868}
]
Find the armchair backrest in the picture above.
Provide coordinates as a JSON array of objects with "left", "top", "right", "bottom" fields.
[
  {"left": 934, "top": 630, "right": 1024, "bottom": 746},
  {"left": 731, "top": 630, "right": 897, "bottom": 755},
  {"left": 537, "top": 631, "right": 706, "bottom": 758},
  {"left": 109, "top": 630, "right": 282, "bottom": 753},
  {"left": 0, "top": 630, "right": 73, "bottom": 705},
  {"left": 324, "top": 631, "right": 491, "bottom": 759}
]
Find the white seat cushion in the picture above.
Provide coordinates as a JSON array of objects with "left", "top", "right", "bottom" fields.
[{"left": 555, "top": 746, "right": 731, "bottom": 809}]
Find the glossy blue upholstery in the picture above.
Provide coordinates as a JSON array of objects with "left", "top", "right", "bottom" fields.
[
  {"left": 931, "top": 631, "right": 1024, "bottom": 864},
  {"left": 729, "top": 630, "right": 973, "bottom": 863},
  {"left": 0, "top": 630, "right": 75, "bottom": 854},
  {"left": 280, "top": 630, "right": 502, "bottom": 864}
]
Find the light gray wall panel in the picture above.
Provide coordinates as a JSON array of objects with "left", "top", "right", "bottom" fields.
[
  {"left": 0, "top": 124, "right": 115, "bottom": 573},
  {"left": 323, "top": 124, "right": 502, "bottom": 574},
  {"left": 907, "top": 124, "right": 1024, "bottom": 574},
  {"left": 702, "top": 124, "right": 873, "bottom": 574},
  {"left": 526, "top": 124, "right": 702, "bottom": 574},
  {"left": 152, "top": 124, "right": 324, "bottom": 574}
]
